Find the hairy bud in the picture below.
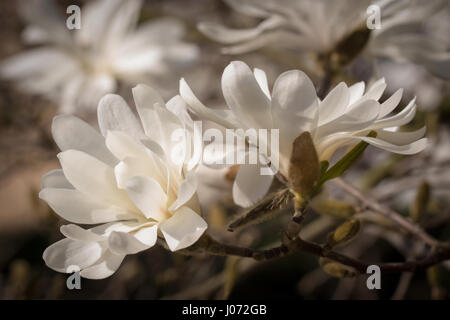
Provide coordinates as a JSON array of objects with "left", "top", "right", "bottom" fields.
[
  {"left": 327, "top": 219, "right": 361, "bottom": 248},
  {"left": 320, "top": 258, "right": 357, "bottom": 278},
  {"left": 288, "top": 132, "right": 320, "bottom": 198}
]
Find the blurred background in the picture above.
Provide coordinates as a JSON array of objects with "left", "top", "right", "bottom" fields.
[{"left": 0, "top": 0, "right": 449, "bottom": 299}]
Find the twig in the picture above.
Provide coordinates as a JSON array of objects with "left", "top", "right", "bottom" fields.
[
  {"left": 333, "top": 178, "right": 440, "bottom": 247},
  {"left": 391, "top": 239, "right": 421, "bottom": 300},
  {"left": 199, "top": 178, "right": 450, "bottom": 276},
  {"left": 208, "top": 228, "right": 450, "bottom": 275},
  {"left": 252, "top": 237, "right": 450, "bottom": 274}
]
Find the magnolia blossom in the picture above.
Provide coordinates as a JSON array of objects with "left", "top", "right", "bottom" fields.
[
  {"left": 180, "top": 61, "right": 427, "bottom": 207},
  {"left": 199, "top": 0, "right": 450, "bottom": 80},
  {"left": 0, "top": 0, "right": 199, "bottom": 113},
  {"left": 40, "top": 85, "right": 207, "bottom": 279}
]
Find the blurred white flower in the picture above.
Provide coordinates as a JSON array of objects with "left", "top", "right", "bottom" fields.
[
  {"left": 40, "top": 85, "right": 207, "bottom": 279},
  {"left": 369, "top": 0, "right": 450, "bottom": 80},
  {"left": 373, "top": 3, "right": 450, "bottom": 111},
  {"left": 377, "top": 60, "right": 447, "bottom": 111},
  {"left": 199, "top": 0, "right": 370, "bottom": 54},
  {"left": 199, "top": 0, "right": 450, "bottom": 80},
  {"left": 180, "top": 61, "right": 427, "bottom": 207},
  {"left": 0, "top": 0, "right": 199, "bottom": 113}
]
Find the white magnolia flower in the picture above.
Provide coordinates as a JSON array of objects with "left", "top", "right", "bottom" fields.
[
  {"left": 40, "top": 85, "right": 207, "bottom": 279},
  {"left": 0, "top": 0, "right": 199, "bottom": 113},
  {"left": 180, "top": 61, "right": 427, "bottom": 207},
  {"left": 199, "top": 0, "right": 450, "bottom": 80}
]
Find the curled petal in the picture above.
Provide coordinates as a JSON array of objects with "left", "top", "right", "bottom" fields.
[{"left": 160, "top": 207, "right": 207, "bottom": 251}]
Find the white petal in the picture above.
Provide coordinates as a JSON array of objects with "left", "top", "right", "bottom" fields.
[
  {"left": 39, "top": 188, "right": 134, "bottom": 224},
  {"left": 41, "top": 169, "right": 72, "bottom": 189},
  {"left": 97, "top": 94, "right": 145, "bottom": 139},
  {"left": 131, "top": 84, "right": 165, "bottom": 131},
  {"left": 232, "top": 164, "right": 274, "bottom": 207},
  {"left": 52, "top": 115, "right": 117, "bottom": 166},
  {"left": 318, "top": 82, "right": 350, "bottom": 126},
  {"left": 357, "top": 136, "right": 428, "bottom": 155},
  {"left": 364, "top": 78, "right": 386, "bottom": 101},
  {"left": 139, "top": 105, "right": 183, "bottom": 155},
  {"left": 75, "top": 0, "right": 123, "bottom": 47},
  {"left": 253, "top": 68, "right": 271, "bottom": 99},
  {"left": 102, "top": 0, "right": 141, "bottom": 49},
  {"left": 80, "top": 250, "right": 125, "bottom": 280},
  {"left": 91, "top": 220, "right": 154, "bottom": 237},
  {"left": 168, "top": 171, "right": 197, "bottom": 212},
  {"left": 115, "top": 155, "right": 168, "bottom": 191},
  {"left": 272, "top": 69, "right": 318, "bottom": 131},
  {"left": 132, "top": 85, "right": 185, "bottom": 155},
  {"left": 180, "top": 78, "right": 239, "bottom": 129},
  {"left": 125, "top": 176, "right": 168, "bottom": 221},
  {"left": 316, "top": 99, "right": 380, "bottom": 138},
  {"left": 198, "top": 22, "right": 264, "bottom": 44},
  {"left": 0, "top": 48, "right": 72, "bottom": 79},
  {"left": 371, "top": 97, "right": 416, "bottom": 130},
  {"left": 43, "top": 238, "right": 104, "bottom": 273},
  {"left": 133, "top": 225, "right": 159, "bottom": 246},
  {"left": 348, "top": 82, "right": 365, "bottom": 105},
  {"left": 108, "top": 226, "right": 156, "bottom": 255},
  {"left": 105, "top": 130, "right": 147, "bottom": 161},
  {"left": 272, "top": 70, "right": 317, "bottom": 116},
  {"left": 160, "top": 207, "right": 207, "bottom": 251},
  {"left": 221, "top": 61, "right": 272, "bottom": 129},
  {"left": 60, "top": 224, "right": 106, "bottom": 242},
  {"left": 57, "top": 150, "right": 130, "bottom": 207},
  {"left": 375, "top": 127, "right": 426, "bottom": 145},
  {"left": 198, "top": 14, "right": 283, "bottom": 43},
  {"left": 378, "top": 88, "right": 403, "bottom": 118},
  {"left": 166, "top": 95, "right": 193, "bottom": 125},
  {"left": 271, "top": 70, "right": 318, "bottom": 159},
  {"left": 120, "top": 17, "right": 184, "bottom": 48},
  {"left": 106, "top": 133, "right": 168, "bottom": 189}
]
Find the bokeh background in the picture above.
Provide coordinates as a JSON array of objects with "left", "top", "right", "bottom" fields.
[{"left": 0, "top": 0, "right": 449, "bottom": 299}]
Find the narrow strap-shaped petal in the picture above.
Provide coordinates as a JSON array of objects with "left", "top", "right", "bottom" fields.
[{"left": 378, "top": 88, "right": 403, "bottom": 118}]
